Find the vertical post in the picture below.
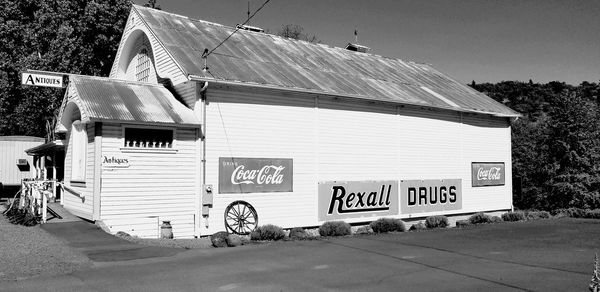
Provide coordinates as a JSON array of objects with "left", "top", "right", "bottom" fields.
[
  {"left": 42, "top": 191, "right": 47, "bottom": 223},
  {"left": 19, "top": 180, "right": 25, "bottom": 208}
]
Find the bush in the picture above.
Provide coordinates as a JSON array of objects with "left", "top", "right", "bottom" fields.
[
  {"left": 556, "top": 208, "right": 600, "bottom": 219},
  {"left": 455, "top": 219, "right": 472, "bottom": 228},
  {"left": 319, "top": 221, "right": 351, "bottom": 237},
  {"left": 289, "top": 227, "right": 309, "bottom": 239},
  {"left": 502, "top": 211, "right": 526, "bottom": 222},
  {"left": 355, "top": 226, "right": 373, "bottom": 235},
  {"left": 583, "top": 209, "right": 600, "bottom": 219},
  {"left": 369, "top": 218, "right": 406, "bottom": 233},
  {"left": 211, "top": 231, "right": 229, "bottom": 248},
  {"left": 425, "top": 215, "right": 449, "bottom": 229},
  {"left": 469, "top": 212, "right": 492, "bottom": 224},
  {"left": 525, "top": 210, "right": 550, "bottom": 220},
  {"left": 250, "top": 224, "right": 286, "bottom": 241},
  {"left": 490, "top": 216, "right": 503, "bottom": 223},
  {"left": 409, "top": 222, "right": 426, "bottom": 231}
]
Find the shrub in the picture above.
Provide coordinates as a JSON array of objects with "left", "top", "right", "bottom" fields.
[
  {"left": 409, "top": 222, "right": 426, "bottom": 231},
  {"left": 469, "top": 212, "right": 492, "bottom": 224},
  {"left": 583, "top": 209, "right": 600, "bottom": 219},
  {"left": 355, "top": 226, "right": 373, "bottom": 235},
  {"left": 369, "top": 218, "right": 406, "bottom": 233},
  {"left": 289, "top": 227, "right": 309, "bottom": 239},
  {"left": 490, "top": 216, "right": 503, "bottom": 223},
  {"left": 425, "top": 215, "right": 449, "bottom": 229},
  {"left": 211, "top": 231, "right": 229, "bottom": 248},
  {"left": 502, "top": 211, "right": 526, "bottom": 222},
  {"left": 525, "top": 210, "right": 550, "bottom": 220},
  {"left": 455, "top": 219, "right": 472, "bottom": 228},
  {"left": 319, "top": 221, "right": 351, "bottom": 237},
  {"left": 250, "top": 224, "right": 286, "bottom": 241}
]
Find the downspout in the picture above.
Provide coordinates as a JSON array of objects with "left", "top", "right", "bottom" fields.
[{"left": 199, "top": 81, "right": 209, "bottom": 228}]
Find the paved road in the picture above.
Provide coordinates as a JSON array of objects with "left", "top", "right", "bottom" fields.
[{"left": 2, "top": 218, "right": 598, "bottom": 291}]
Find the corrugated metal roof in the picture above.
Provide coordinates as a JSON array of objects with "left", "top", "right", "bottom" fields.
[
  {"left": 134, "top": 5, "right": 520, "bottom": 118},
  {"left": 71, "top": 76, "right": 200, "bottom": 126}
]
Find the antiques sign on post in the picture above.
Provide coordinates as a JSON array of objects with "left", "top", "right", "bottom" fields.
[{"left": 21, "top": 71, "right": 66, "bottom": 88}]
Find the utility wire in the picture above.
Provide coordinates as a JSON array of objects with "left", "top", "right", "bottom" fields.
[{"left": 204, "top": 0, "right": 271, "bottom": 58}]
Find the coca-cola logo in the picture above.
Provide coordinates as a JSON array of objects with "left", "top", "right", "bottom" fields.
[
  {"left": 231, "top": 165, "right": 285, "bottom": 185},
  {"left": 219, "top": 158, "right": 293, "bottom": 193},
  {"left": 471, "top": 163, "right": 505, "bottom": 187},
  {"left": 476, "top": 167, "right": 502, "bottom": 181}
]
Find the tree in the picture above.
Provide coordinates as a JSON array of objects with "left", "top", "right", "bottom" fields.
[
  {"left": 0, "top": 0, "right": 131, "bottom": 137},
  {"left": 276, "top": 24, "right": 320, "bottom": 43},
  {"left": 144, "top": 0, "right": 161, "bottom": 10},
  {"left": 470, "top": 81, "right": 600, "bottom": 210}
]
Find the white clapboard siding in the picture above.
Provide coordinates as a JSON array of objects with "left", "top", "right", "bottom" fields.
[
  {"left": 0, "top": 137, "right": 43, "bottom": 186},
  {"left": 99, "top": 123, "right": 198, "bottom": 238},
  {"left": 173, "top": 81, "right": 197, "bottom": 109},
  {"left": 110, "top": 9, "right": 187, "bottom": 85},
  {"left": 63, "top": 123, "right": 95, "bottom": 220},
  {"left": 103, "top": 217, "right": 159, "bottom": 238},
  {"left": 202, "top": 87, "right": 512, "bottom": 234}
]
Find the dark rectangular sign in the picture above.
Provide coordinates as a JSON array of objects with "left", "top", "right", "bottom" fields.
[
  {"left": 471, "top": 162, "right": 505, "bottom": 187},
  {"left": 218, "top": 157, "right": 293, "bottom": 193},
  {"left": 318, "top": 180, "right": 399, "bottom": 221},
  {"left": 400, "top": 179, "right": 462, "bottom": 214}
]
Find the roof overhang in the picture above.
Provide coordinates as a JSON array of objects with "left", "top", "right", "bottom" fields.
[{"left": 189, "top": 75, "right": 521, "bottom": 119}]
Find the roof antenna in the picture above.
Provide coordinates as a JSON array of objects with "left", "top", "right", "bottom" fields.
[
  {"left": 247, "top": 1, "right": 250, "bottom": 25},
  {"left": 201, "top": 48, "right": 209, "bottom": 71},
  {"left": 354, "top": 28, "right": 358, "bottom": 44}
]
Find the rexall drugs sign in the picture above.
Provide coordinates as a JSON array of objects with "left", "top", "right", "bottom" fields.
[
  {"left": 318, "top": 180, "right": 399, "bottom": 221},
  {"left": 400, "top": 179, "right": 462, "bottom": 214}
]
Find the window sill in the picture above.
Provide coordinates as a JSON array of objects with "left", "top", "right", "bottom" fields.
[{"left": 120, "top": 147, "right": 178, "bottom": 154}]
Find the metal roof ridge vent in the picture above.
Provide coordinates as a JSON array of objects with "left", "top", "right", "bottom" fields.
[
  {"left": 236, "top": 24, "right": 264, "bottom": 33},
  {"left": 420, "top": 86, "right": 460, "bottom": 108},
  {"left": 345, "top": 43, "right": 370, "bottom": 53}
]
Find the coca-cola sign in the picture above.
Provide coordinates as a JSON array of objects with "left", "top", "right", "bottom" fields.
[
  {"left": 219, "top": 157, "right": 293, "bottom": 193},
  {"left": 471, "top": 162, "right": 505, "bottom": 187},
  {"left": 318, "top": 181, "right": 399, "bottom": 221}
]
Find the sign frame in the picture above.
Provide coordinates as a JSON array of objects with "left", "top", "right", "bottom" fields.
[
  {"left": 471, "top": 162, "right": 505, "bottom": 187},
  {"left": 218, "top": 157, "right": 293, "bottom": 194},
  {"left": 21, "top": 71, "right": 66, "bottom": 88}
]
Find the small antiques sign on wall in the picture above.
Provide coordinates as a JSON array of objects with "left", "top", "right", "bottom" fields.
[
  {"left": 471, "top": 162, "right": 505, "bottom": 187},
  {"left": 218, "top": 157, "right": 293, "bottom": 193},
  {"left": 102, "top": 155, "right": 130, "bottom": 168}
]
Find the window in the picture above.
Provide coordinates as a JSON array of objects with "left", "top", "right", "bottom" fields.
[
  {"left": 71, "top": 121, "right": 87, "bottom": 181},
  {"left": 124, "top": 128, "right": 173, "bottom": 149},
  {"left": 135, "top": 47, "right": 151, "bottom": 82}
]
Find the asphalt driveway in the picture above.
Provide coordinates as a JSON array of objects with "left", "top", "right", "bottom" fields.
[{"left": 2, "top": 218, "right": 598, "bottom": 291}]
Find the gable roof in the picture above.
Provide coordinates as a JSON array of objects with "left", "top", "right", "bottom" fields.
[
  {"left": 65, "top": 75, "right": 200, "bottom": 126},
  {"left": 133, "top": 5, "right": 519, "bottom": 118}
]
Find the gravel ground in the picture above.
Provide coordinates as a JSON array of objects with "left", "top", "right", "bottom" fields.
[
  {"left": 0, "top": 203, "right": 91, "bottom": 281},
  {"left": 115, "top": 232, "right": 214, "bottom": 249}
]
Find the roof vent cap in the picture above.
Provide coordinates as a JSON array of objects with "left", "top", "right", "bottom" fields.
[
  {"left": 236, "top": 24, "right": 264, "bottom": 33},
  {"left": 345, "top": 43, "right": 370, "bottom": 53}
]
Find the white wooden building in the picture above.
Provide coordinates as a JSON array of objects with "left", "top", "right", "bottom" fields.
[{"left": 56, "top": 5, "right": 520, "bottom": 238}]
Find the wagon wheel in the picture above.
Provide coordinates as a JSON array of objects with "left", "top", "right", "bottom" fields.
[{"left": 224, "top": 200, "right": 258, "bottom": 235}]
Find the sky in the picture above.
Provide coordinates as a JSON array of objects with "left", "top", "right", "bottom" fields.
[{"left": 133, "top": 0, "right": 599, "bottom": 85}]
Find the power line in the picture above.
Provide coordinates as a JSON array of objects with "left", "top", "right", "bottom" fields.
[{"left": 204, "top": 0, "right": 271, "bottom": 59}]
